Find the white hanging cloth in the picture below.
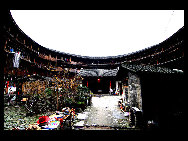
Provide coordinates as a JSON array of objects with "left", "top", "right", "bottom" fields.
[{"left": 13, "top": 52, "right": 21, "bottom": 68}]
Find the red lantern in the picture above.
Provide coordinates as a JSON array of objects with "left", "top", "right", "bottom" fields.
[
  {"left": 87, "top": 81, "right": 88, "bottom": 87},
  {"left": 97, "top": 79, "right": 100, "bottom": 83}
]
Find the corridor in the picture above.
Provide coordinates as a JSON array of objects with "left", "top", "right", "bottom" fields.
[{"left": 73, "top": 95, "right": 129, "bottom": 130}]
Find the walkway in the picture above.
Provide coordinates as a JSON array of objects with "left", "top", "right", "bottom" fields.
[{"left": 73, "top": 95, "right": 129, "bottom": 130}]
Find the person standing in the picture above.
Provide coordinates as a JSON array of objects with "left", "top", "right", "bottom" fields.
[{"left": 109, "top": 88, "right": 113, "bottom": 95}]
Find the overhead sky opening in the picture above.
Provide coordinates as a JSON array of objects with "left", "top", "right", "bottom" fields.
[{"left": 10, "top": 10, "right": 184, "bottom": 57}]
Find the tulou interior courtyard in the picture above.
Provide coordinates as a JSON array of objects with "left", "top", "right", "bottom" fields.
[{"left": 1, "top": 10, "right": 185, "bottom": 135}]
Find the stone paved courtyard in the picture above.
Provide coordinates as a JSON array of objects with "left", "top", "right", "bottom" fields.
[
  {"left": 4, "top": 95, "right": 130, "bottom": 130},
  {"left": 74, "top": 95, "right": 130, "bottom": 130}
]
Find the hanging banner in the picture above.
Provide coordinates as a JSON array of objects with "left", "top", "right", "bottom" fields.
[{"left": 13, "top": 52, "right": 21, "bottom": 68}]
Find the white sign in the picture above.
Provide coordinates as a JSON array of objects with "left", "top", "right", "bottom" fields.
[{"left": 8, "top": 86, "right": 16, "bottom": 94}]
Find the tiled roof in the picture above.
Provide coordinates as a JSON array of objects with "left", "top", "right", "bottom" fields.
[
  {"left": 79, "top": 69, "right": 118, "bottom": 77},
  {"left": 121, "top": 63, "right": 183, "bottom": 74}
]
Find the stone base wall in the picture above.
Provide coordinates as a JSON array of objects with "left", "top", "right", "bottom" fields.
[{"left": 128, "top": 72, "right": 142, "bottom": 110}]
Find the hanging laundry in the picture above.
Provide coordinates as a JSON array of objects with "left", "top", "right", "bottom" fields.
[{"left": 13, "top": 52, "right": 21, "bottom": 68}]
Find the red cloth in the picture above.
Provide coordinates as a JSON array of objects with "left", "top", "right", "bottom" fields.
[{"left": 37, "top": 116, "right": 50, "bottom": 124}]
